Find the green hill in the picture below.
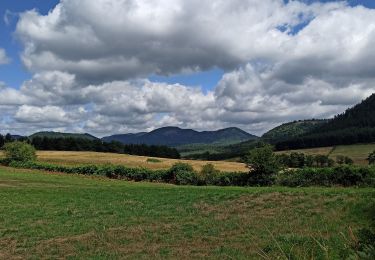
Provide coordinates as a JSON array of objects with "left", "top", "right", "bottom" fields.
[
  {"left": 30, "top": 131, "right": 99, "bottom": 141},
  {"left": 262, "top": 120, "right": 327, "bottom": 144},
  {"left": 103, "top": 127, "right": 258, "bottom": 147},
  {"left": 276, "top": 93, "right": 375, "bottom": 150}
]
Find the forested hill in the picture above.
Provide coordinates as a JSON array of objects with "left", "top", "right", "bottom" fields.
[
  {"left": 313, "top": 93, "right": 375, "bottom": 133},
  {"left": 103, "top": 127, "right": 258, "bottom": 146},
  {"left": 275, "top": 93, "right": 375, "bottom": 150},
  {"left": 30, "top": 131, "right": 99, "bottom": 141},
  {"left": 262, "top": 120, "right": 327, "bottom": 144}
]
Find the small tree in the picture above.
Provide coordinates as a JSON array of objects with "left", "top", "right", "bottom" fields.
[
  {"left": 336, "top": 155, "right": 354, "bottom": 165},
  {"left": 336, "top": 155, "right": 345, "bottom": 165},
  {"left": 344, "top": 156, "right": 354, "bottom": 165},
  {"left": 244, "top": 144, "right": 280, "bottom": 186},
  {"left": 3, "top": 142, "right": 37, "bottom": 163},
  {"left": 305, "top": 155, "right": 314, "bottom": 167},
  {"left": 200, "top": 163, "right": 219, "bottom": 185},
  {"left": 368, "top": 151, "right": 375, "bottom": 165}
]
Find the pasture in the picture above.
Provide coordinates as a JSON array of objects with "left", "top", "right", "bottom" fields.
[
  {"left": 0, "top": 166, "right": 373, "bottom": 259},
  {"left": 277, "top": 143, "right": 375, "bottom": 165}
]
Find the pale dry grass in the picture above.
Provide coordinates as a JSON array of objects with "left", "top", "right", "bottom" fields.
[
  {"left": 330, "top": 143, "right": 375, "bottom": 165},
  {"left": 276, "top": 146, "right": 333, "bottom": 156},
  {"left": 276, "top": 143, "right": 375, "bottom": 165},
  {"left": 34, "top": 151, "right": 248, "bottom": 172}
]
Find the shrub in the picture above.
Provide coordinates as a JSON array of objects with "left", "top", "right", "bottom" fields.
[
  {"left": 289, "top": 152, "right": 306, "bottom": 168},
  {"left": 277, "top": 166, "right": 375, "bottom": 187},
  {"left": 147, "top": 158, "right": 162, "bottom": 163},
  {"left": 305, "top": 155, "right": 314, "bottom": 167},
  {"left": 314, "top": 155, "right": 332, "bottom": 167},
  {"left": 166, "top": 162, "right": 196, "bottom": 184},
  {"left": 336, "top": 155, "right": 354, "bottom": 165},
  {"left": 3, "top": 142, "right": 36, "bottom": 163},
  {"left": 368, "top": 151, "right": 375, "bottom": 165},
  {"left": 175, "top": 170, "right": 199, "bottom": 185},
  {"left": 244, "top": 144, "right": 280, "bottom": 186},
  {"left": 200, "top": 164, "right": 219, "bottom": 185}
]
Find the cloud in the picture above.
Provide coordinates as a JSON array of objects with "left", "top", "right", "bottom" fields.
[
  {"left": 15, "top": 0, "right": 345, "bottom": 83},
  {"left": 0, "top": 49, "right": 10, "bottom": 65},
  {"left": 1, "top": 66, "right": 373, "bottom": 136},
  {"left": 14, "top": 105, "right": 76, "bottom": 124},
  {"left": 1, "top": 0, "right": 374, "bottom": 136}
]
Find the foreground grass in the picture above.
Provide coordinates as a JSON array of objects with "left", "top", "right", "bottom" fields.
[
  {"left": 277, "top": 143, "right": 375, "bottom": 165},
  {"left": 0, "top": 167, "right": 374, "bottom": 259}
]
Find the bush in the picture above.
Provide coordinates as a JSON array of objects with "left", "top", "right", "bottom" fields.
[
  {"left": 336, "top": 155, "right": 354, "bottom": 165},
  {"left": 200, "top": 164, "right": 219, "bottom": 185},
  {"left": 3, "top": 142, "right": 37, "bottom": 163},
  {"left": 175, "top": 170, "right": 199, "bottom": 185},
  {"left": 147, "top": 158, "right": 162, "bottom": 163},
  {"left": 277, "top": 166, "right": 375, "bottom": 187},
  {"left": 244, "top": 144, "right": 280, "bottom": 186},
  {"left": 167, "top": 162, "right": 196, "bottom": 184},
  {"left": 368, "top": 151, "right": 375, "bottom": 165}
]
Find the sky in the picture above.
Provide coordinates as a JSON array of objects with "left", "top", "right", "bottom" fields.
[{"left": 0, "top": 0, "right": 374, "bottom": 137}]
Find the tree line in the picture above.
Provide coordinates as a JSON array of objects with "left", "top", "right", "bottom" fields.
[{"left": 0, "top": 134, "right": 180, "bottom": 159}]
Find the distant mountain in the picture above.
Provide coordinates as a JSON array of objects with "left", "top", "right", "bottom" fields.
[
  {"left": 102, "top": 127, "right": 258, "bottom": 147},
  {"left": 102, "top": 132, "right": 147, "bottom": 144},
  {"left": 30, "top": 131, "right": 99, "bottom": 141},
  {"left": 262, "top": 119, "right": 328, "bottom": 144},
  {"left": 275, "top": 93, "right": 375, "bottom": 150}
]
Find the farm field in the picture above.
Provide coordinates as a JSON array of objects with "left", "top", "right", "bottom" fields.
[
  {"left": 34, "top": 151, "right": 248, "bottom": 172},
  {"left": 0, "top": 166, "right": 374, "bottom": 259},
  {"left": 277, "top": 143, "right": 375, "bottom": 165}
]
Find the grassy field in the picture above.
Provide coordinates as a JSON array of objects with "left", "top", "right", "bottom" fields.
[
  {"left": 277, "top": 143, "right": 375, "bottom": 165},
  {"left": 0, "top": 166, "right": 374, "bottom": 259},
  {"left": 31, "top": 151, "right": 248, "bottom": 172}
]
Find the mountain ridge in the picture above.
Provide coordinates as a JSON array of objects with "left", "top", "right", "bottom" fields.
[
  {"left": 30, "top": 131, "right": 99, "bottom": 141},
  {"left": 102, "top": 126, "right": 258, "bottom": 147}
]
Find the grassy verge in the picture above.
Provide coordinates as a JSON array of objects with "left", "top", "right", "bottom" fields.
[{"left": 0, "top": 166, "right": 374, "bottom": 259}]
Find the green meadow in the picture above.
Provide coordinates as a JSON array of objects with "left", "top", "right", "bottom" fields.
[{"left": 0, "top": 166, "right": 373, "bottom": 259}]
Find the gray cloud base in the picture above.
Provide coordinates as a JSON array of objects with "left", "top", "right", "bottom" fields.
[{"left": 0, "top": 0, "right": 374, "bottom": 136}]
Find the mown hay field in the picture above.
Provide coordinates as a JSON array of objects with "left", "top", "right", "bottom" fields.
[
  {"left": 34, "top": 151, "right": 248, "bottom": 172},
  {"left": 0, "top": 166, "right": 373, "bottom": 259}
]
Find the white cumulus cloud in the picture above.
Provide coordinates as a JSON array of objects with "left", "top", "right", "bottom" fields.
[{"left": 0, "top": 0, "right": 373, "bottom": 136}]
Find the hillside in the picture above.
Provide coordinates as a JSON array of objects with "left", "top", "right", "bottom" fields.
[
  {"left": 262, "top": 119, "right": 327, "bottom": 144},
  {"left": 102, "top": 126, "right": 258, "bottom": 147},
  {"left": 276, "top": 93, "right": 375, "bottom": 150},
  {"left": 314, "top": 93, "right": 375, "bottom": 132},
  {"left": 30, "top": 131, "right": 99, "bottom": 141}
]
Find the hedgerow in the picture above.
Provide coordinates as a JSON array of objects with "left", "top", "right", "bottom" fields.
[
  {"left": 277, "top": 165, "right": 375, "bottom": 187},
  {"left": 1, "top": 160, "right": 374, "bottom": 187}
]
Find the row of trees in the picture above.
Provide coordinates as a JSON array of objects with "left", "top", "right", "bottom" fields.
[
  {"left": 245, "top": 144, "right": 375, "bottom": 186},
  {"left": 0, "top": 134, "right": 180, "bottom": 159},
  {"left": 277, "top": 152, "right": 353, "bottom": 168}
]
